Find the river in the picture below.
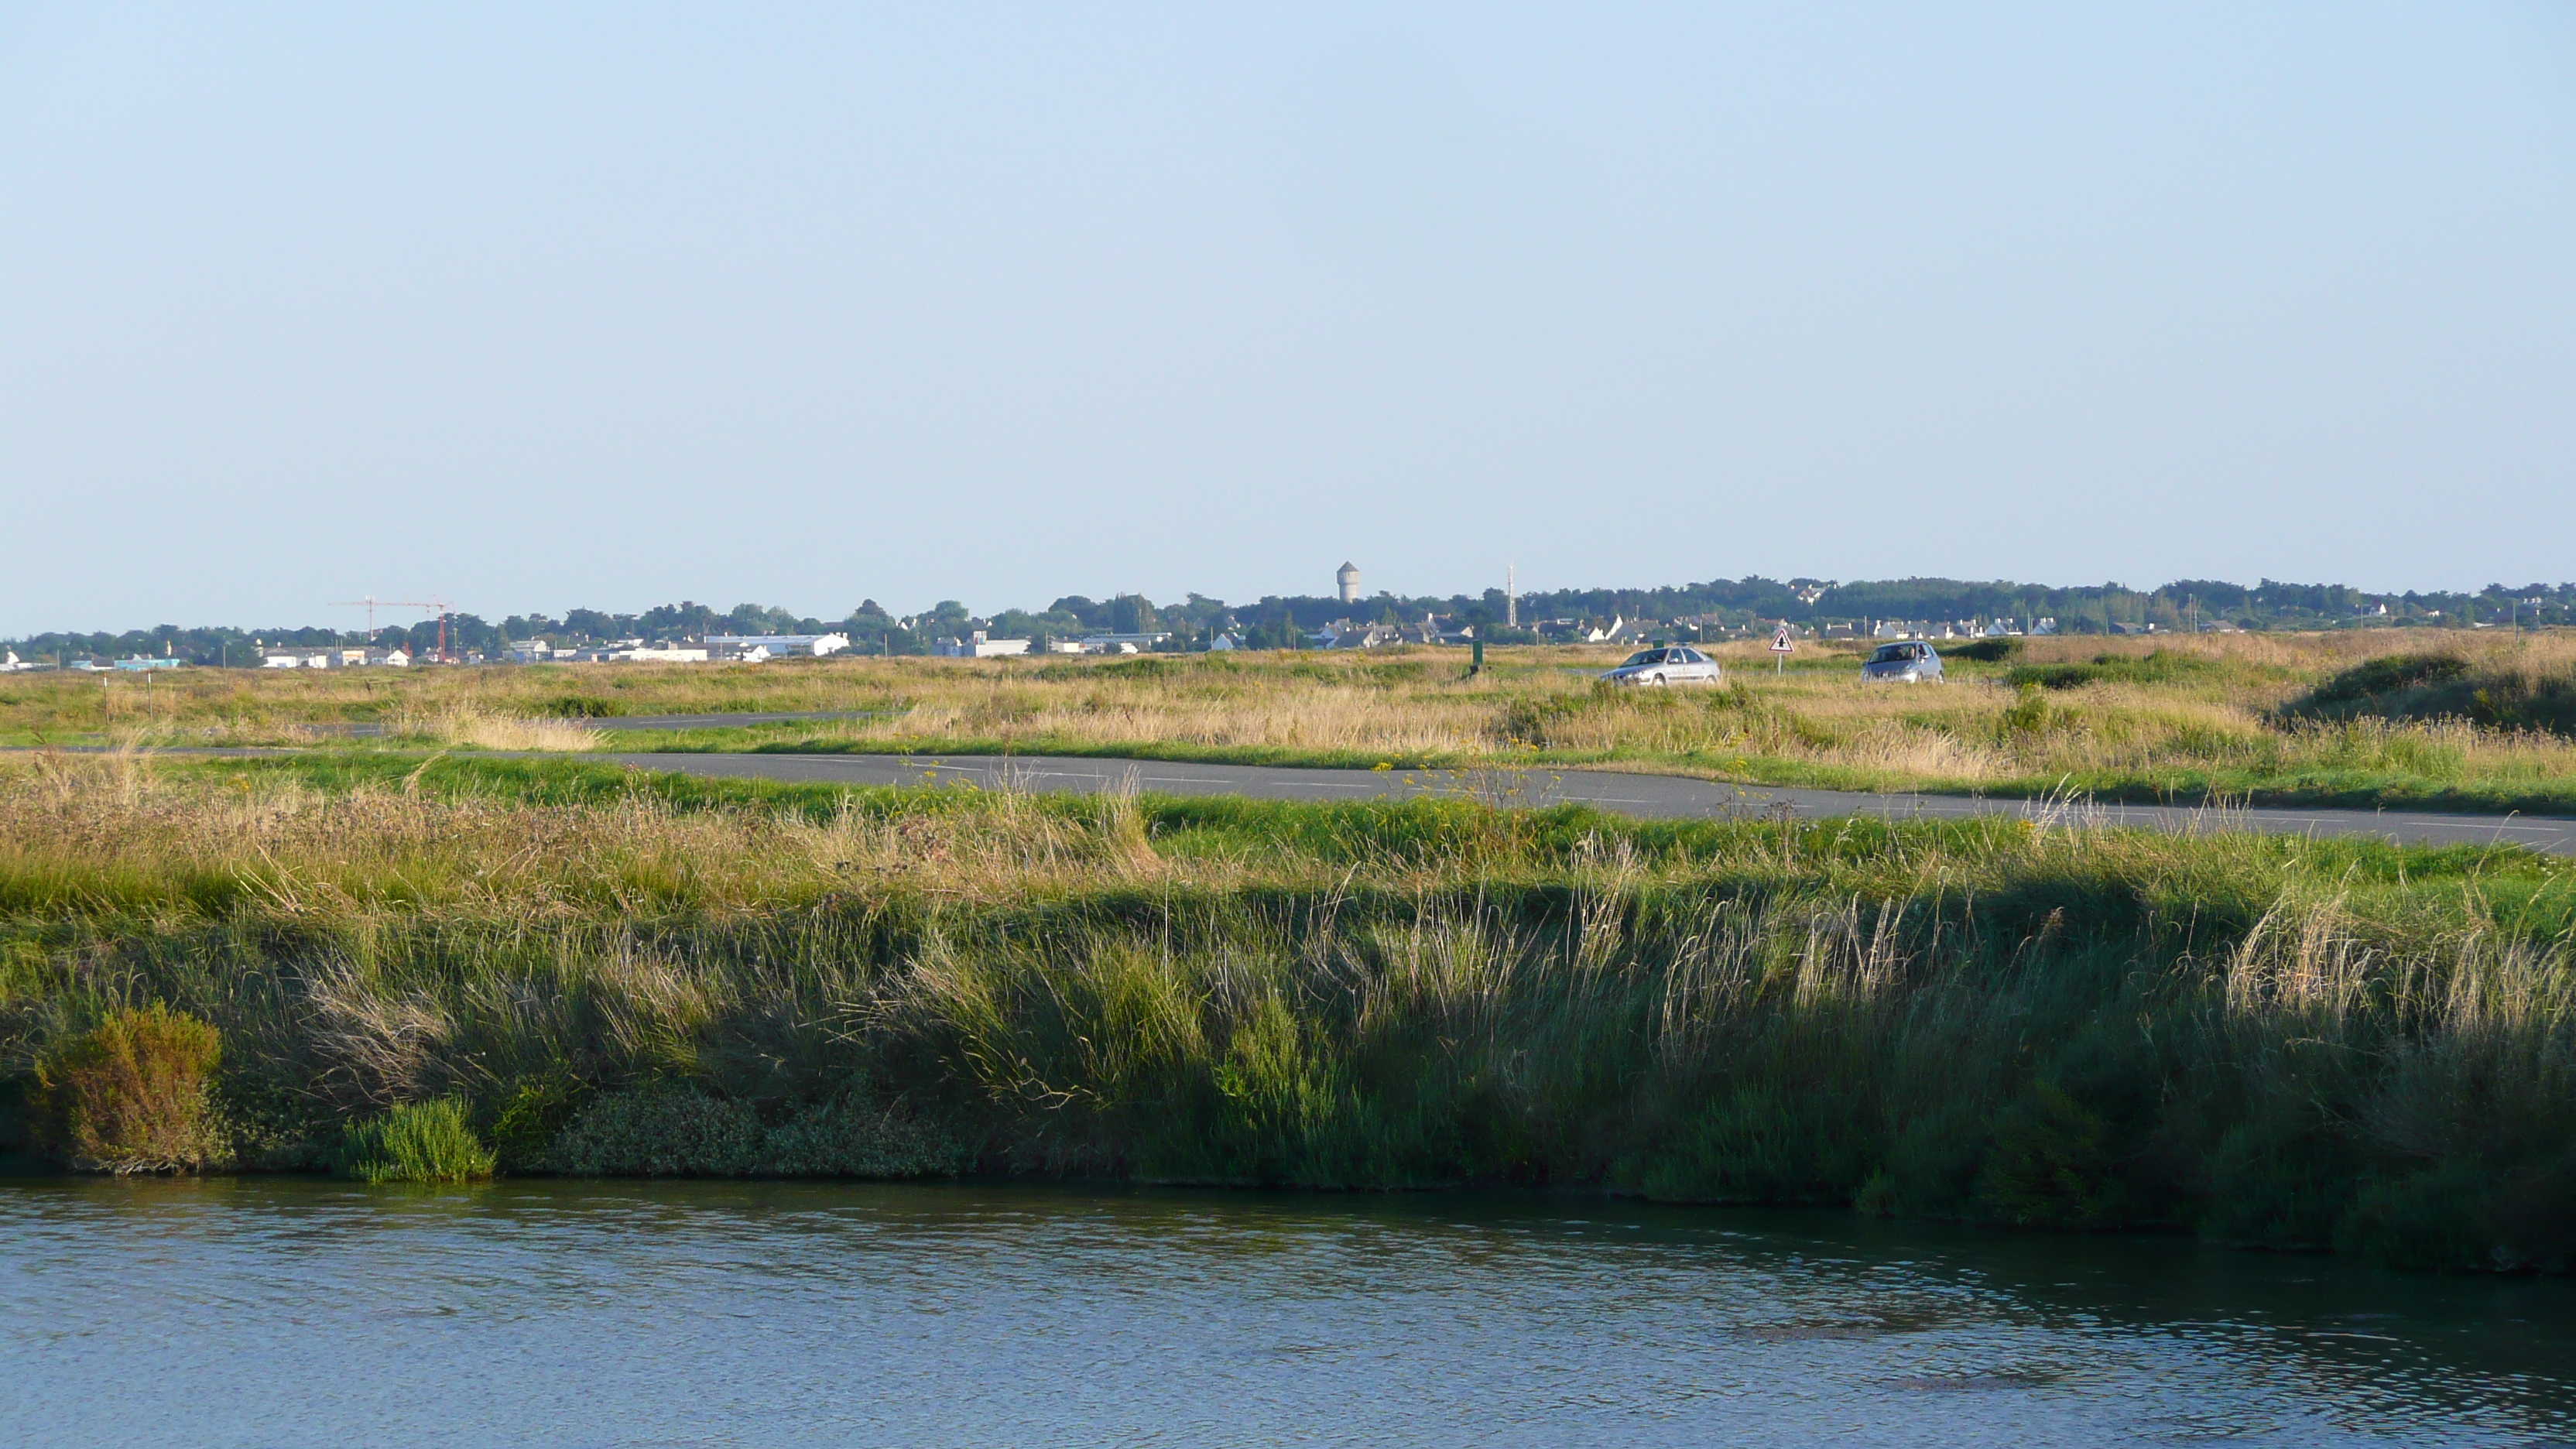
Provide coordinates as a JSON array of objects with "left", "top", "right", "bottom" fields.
[{"left": 4, "top": 1176, "right": 2570, "bottom": 1447}]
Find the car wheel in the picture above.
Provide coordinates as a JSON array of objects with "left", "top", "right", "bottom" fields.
[{"left": 1650, "top": 673, "right": 1667, "bottom": 686}]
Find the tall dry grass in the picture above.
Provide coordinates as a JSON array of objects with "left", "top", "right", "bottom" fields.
[{"left": 390, "top": 703, "right": 605, "bottom": 752}]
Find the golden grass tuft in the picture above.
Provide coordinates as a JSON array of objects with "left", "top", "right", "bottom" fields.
[{"left": 394, "top": 703, "right": 606, "bottom": 752}]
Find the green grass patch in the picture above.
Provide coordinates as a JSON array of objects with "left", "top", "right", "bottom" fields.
[
  {"left": 2008, "top": 649, "right": 2221, "bottom": 691},
  {"left": 335, "top": 1098, "right": 498, "bottom": 1184},
  {"left": 2283, "top": 651, "right": 2576, "bottom": 738}
]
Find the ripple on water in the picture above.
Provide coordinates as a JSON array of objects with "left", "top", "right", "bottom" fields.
[{"left": 1, "top": 1177, "right": 2570, "bottom": 1448}]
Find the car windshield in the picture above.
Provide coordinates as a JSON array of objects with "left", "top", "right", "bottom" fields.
[
  {"left": 1619, "top": 650, "right": 1662, "bottom": 666},
  {"left": 1869, "top": 645, "right": 1917, "bottom": 663}
]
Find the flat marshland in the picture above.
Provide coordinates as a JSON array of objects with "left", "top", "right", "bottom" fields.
[
  {"left": 2, "top": 749, "right": 2571, "bottom": 1271},
  {"left": 14, "top": 629, "right": 2576, "bottom": 813}
]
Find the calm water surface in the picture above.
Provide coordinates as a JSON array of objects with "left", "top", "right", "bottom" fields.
[{"left": 4, "top": 1175, "right": 2571, "bottom": 1447}]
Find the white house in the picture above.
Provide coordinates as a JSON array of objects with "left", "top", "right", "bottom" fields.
[{"left": 1320, "top": 623, "right": 1399, "bottom": 649}]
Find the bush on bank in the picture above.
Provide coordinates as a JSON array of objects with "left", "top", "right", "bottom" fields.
[{"left": 27, "top": 1005, "right": 224, "bottom": 1173}]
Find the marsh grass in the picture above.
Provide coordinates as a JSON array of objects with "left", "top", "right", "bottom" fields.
[
  {"left": 335, "top": 1098, "right": 497, "bottom": 1183},
  {"left": 2, "top": 750, "right": 2572, "bottom": 1266},
  {"left": 12, "top": 635, "right": 2576, "bottom": 811}
]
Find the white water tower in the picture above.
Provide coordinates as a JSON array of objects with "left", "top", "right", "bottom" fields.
[{"left": 1337, "top": 561, "right": 1360, "bottom": 605}]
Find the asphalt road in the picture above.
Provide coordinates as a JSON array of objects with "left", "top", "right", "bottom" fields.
[
  {"left": 603, "top": 711, "right": 893, "bottom": 729},
  {"left": 593, "top": 751, "right": 2576, "bottom": 856},
  {"left": 26, "top": 738, "right": 2569, "bottom": 854}
]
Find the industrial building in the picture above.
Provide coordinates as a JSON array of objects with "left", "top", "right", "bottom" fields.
[
  {"left": 261, "top": 647, "right": 409, "bottom": 669},
  {"left": 933, "top": 632, "right": 1033, "bottom": 658}
]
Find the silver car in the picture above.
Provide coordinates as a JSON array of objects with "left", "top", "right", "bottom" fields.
[
  {"left": 1861, "top": 641, "right": 1944, "bottom": 683},
  {"left": 1600, "top": 646, "right": 1722, "bottom": 687}
]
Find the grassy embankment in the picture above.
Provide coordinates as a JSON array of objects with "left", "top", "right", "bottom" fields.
[
  {"left": 2, "top": 748, "right": 2571, "bottom": 1272},
  {"left": 10, "top": 632, "right": 2576, "bottom": 814}
]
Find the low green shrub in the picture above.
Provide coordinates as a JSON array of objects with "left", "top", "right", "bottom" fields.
[
  {"left": 2334, "top": 1166, "right": 2492, "bottom": 1271},
  {"left": 542, "top": 1091, "right": 971, "bottom": 1178},
  {"left": 1995, "top": 683, "right": 2068, "bottom": 741},
  {"left": 30, "top": 1005, "right": 224, "bottom": 1173},
  {"left": 755, "top": 1097, "right": 972, "bottom": 1177},
  {"left": 2009, "top": 650, "right": 2218, "bottom": 691},
  {"left": 1944, "top": 638, "right": 2024, "bottom": 664},
  {"left": 1974, "top": 1081, "right": 2132, "bottom": 1229},
  {"left": 546, "top": 695, "right": 625, "bottom": 719},
  {"left": 546, "top": 1091, "right": 762, "bottom": 1176},
  {"left": 2279, "top": 649, "right": 2576, "bottom": 737},
  {"left": 336, "top": 1098, "right": 497, "bottom": 1183},
  {"left": 1855, "top": 1103, "right": 1989, "bottom": 1218},
  {"left": 1641, "top": 1086, "right": 1878, "bottom": 1204},
  {"left": 212, "top": 1070, "right": 337, "bottom": 1173},
  {"left": 2198, "top": 1113, "right": 2364, "bottom": 1251},
  {"left": 487, "top": 1074, "right": 591, "bottom": 1170},
  {"left": 2482, "top": 1149, "right": 2576, "bottom": 1273},
  {"left": 2303, "top": 651, "right": 2470, "bottom": 707}
]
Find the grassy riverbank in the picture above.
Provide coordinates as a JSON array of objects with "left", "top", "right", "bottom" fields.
[
  {"left": 11, "top": 632, "right": 2576, "bottom": 814},
  {"left": 2, "top": 748, "right": 2571, "bottom": 1271}
]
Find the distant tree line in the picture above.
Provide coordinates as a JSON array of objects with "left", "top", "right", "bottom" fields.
[{"left": 12, "top": 577, "right": 2574, "bottom": 665}]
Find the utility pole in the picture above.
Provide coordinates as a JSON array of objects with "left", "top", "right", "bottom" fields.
[{"left": 1506, "top": 564, "right": 1516, "bottom": 630}]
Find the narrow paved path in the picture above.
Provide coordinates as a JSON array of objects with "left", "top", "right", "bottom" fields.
[
  {"left": 595, "top": 751, "right": 2576, "bottom": 855},
  {"left": 310, "top": 709, "right": 890, "bottom": 737}
]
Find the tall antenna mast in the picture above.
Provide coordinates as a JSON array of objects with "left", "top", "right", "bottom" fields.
[{"left": 1506, "top": 564, "right": 1516, "bottom": 629}]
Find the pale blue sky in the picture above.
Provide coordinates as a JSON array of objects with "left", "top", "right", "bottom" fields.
[{"left": 4, "top": 3, "right": 2571, "bottom": 633}]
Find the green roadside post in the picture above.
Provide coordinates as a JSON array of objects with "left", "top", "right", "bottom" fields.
[{"left": 1471, "top": 638, "right": 1484, "bottom": 677}]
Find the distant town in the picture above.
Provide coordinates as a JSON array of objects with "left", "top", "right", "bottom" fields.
[{"left": 5, "top": 569, "right": 2571, "bottom": 671}]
